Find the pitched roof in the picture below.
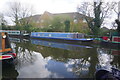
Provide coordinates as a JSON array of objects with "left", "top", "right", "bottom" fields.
[
  {"left": 29, "top": 11, "right": 85, "bottom": 22},
  {"left": 53, "top": 12, "right": 84, "bottom": 19}
]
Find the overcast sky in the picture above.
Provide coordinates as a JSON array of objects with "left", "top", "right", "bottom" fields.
[
  {"left": 1, "top": 0, "right": 119, "bottom": 14},
  {"left": 0, "top": 0, "right": 119, "bottom": 27},
  {"left": 0, "top": 0, "right": 82, "bottom": 14}
]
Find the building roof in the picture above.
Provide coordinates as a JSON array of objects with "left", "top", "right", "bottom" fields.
[{"left": 29, "top": 11, "right": 85, "bottom": 22}]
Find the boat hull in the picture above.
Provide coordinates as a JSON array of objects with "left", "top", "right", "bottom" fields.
[
  {"left": 101, "top": 41, "right": 120, "bottom": 48},
  {"left": 95, "top": 36, "right": 120, "bottom": 48}
]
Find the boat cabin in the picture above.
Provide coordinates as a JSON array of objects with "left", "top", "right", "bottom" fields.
[
  {"left": 102, "top": 36, "right": 120, "bottom": 44},
  {"left": 0, "top": 32, "right": 16, "bottom": 62},
  {"left": 0, "top": 32, "right": 12, "bottom": 53}
]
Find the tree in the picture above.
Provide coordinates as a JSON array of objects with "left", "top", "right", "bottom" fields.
[
  {"left": 113, "top": 2, "right": 120, "bottom": 33},
  {"left": 8, "top": 2, "right": 20, "bottom": 27},
  {"left": 48, "top": 17, "right": 64, "bottom": 32},
  {"left": 115, "top": 19, "right": 120, "bottom": 33},
  {"left": 64, "top": 20, "right": 70, "bottom": 32},
  {"left": 7, "top": 1, "right": 33, "bottom": 30},
  {"left": 77, "top": 1, "right": 116, "bottom": 35},
  {"left": 0, "top": 13, "right": 7, "bottom": 30}
]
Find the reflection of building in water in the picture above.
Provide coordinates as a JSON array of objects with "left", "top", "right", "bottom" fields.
[
  {"left": 65, "top": 57, "right": 91, "bottom": 77},
  {"left": 96, "top": 48, "right": 114, "bottom": 71}
]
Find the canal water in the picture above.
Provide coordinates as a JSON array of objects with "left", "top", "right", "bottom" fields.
[{"left": 2, "top": 37, "right": 120, "bottom": 78}]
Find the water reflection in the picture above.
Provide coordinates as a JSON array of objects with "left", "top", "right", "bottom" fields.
[
  {"left": 2, "top": 37, "right": 119, "bottom": 78},
  {"left": 96, "top": 48, "right": 120, "bottom": 71},
  {"left": 17, "top": 52, "right": 52, "bottom": 78},
  {"left": 2, "top": 64, "right": 19, "bottom": 79},
  {"left": 10, "top": 38, "right": 96, "bottom": 78},
  {"left": 96, "top": 48, "right": 114, "bottom": 71},
  {"left": 31, "top": 39, "right": 92, "bottom": 51},
  {"left": 64, "top": 58, "right": 91, "bottom": 77}
]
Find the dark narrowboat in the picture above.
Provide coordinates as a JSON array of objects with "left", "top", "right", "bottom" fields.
[{"left": 0, "top": 32, "right": 16, "bottom": 64}]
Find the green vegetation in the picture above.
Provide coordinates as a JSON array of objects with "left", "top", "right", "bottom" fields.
[
  {"left": 77, "top": 1, "right": 117, "bottom": 36},
  {"left": 0, "top": 16, "right": 91, "bottom": 34},
  {"left": 0, "top": 14, "right": 112, "bottom": 36},
  {"left": 64, "top": 20, "right": 70, "bottom": 32},
  {"left": 47, "top": 17, "right": 64, "bottom": 32}
]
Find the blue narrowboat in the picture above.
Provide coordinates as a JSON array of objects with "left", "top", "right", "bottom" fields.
[{"left": 30, "top": 32, "right": 94, "bottom": 42}]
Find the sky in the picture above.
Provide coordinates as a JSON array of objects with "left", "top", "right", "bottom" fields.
[
  {"left": 0, "top": 0, "right": 119, "bottom": 27},
  {"left": 0, "top": 0, "right": 82, "bottom": 25},
  {"left": 0, "top": 0, "right": 82, "bottom": 14},
  {"left": 1, "top": 0, "right": 119, "bottom": 14}
]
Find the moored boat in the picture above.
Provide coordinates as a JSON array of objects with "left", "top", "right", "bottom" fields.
[
  {"left": 0, "top": 30, "right": 30, "bottom": 38},
  {"left": 30, "top": 32, "right": 94, "bottom": 42},
  {"left": 95, "top": 36, "right": 120, "bottom": 47},
  {"left": 0, "top": 32, "right": 16, "bottom": 64}
]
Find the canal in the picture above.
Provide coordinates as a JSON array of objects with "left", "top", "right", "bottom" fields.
[{"left": 2, "top": 37, "right": 120, "bottom": 78}]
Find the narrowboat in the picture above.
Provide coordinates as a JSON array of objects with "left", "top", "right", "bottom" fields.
[
  {"left": 0, "top": 30, "right": 29, "bottom": 37},
  {"left": 0, "top": 32, "right": 16, "bottom": 64},
  {"left": 30, "top": 32, "right": 94, "bottom": 42},
  {"left": 96, "top": 36, "right": 120, "bottom": 47}
]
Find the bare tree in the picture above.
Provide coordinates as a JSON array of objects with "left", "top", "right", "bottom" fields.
[
  {"left": 113, "top": 2, "right": 119, "bottom": 20},
  {"left": 8, "top": 2, "right": 21, "bottom": 26},
  {"left": 0, "top": 13, "right": 7, "bottom": 29},
  {"left": 113, "top": 2, "right": 120, "bottom": 33},
  {"left": 19, "top": 4, "right": 33, "bottom": 26},
  {"left": 7, "top": 1, "right": 33, "bottom": 29},
  {"left": 77, "top": 1, "right": 116, "bottom": 35}
]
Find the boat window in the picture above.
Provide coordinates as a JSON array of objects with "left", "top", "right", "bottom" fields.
[{"left": 5, "top": 33, "right": 11, "bottom": 49}]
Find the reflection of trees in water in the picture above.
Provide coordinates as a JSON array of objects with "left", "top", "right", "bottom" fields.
[
  {"left": 36, "top": 45, "right": 94, "bottom": 62},
  {"left": 113, "top": 57, "right": 120, "bottom": 69},
  {"left": 17, "top": 47, "right": 36, "bottom": 67},
  {"left": 96, "top": 48, "right": 120, "bottom": 71},
  {"left": 12, "top": 42, "right": 37, "bottom": 69},
  {"left": 11, "top": 41, "right": 99, "bottom": 77},
  {"left": 11, "top": 43, "right": 16, "bottom": 53},
  {"left": 65, "top": 57, "right": 91, "bottom": 77}
]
